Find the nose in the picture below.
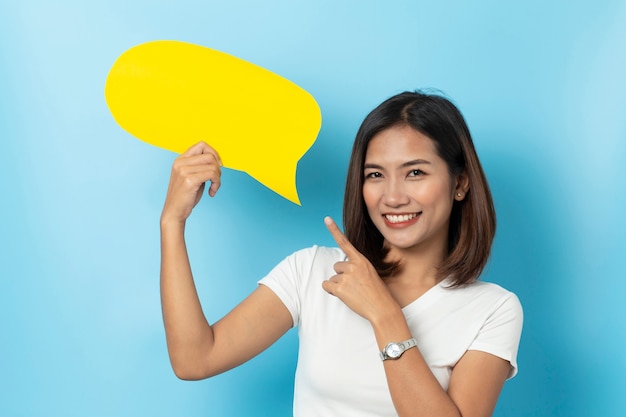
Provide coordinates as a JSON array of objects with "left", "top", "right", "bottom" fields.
[{"left": 382, "top": 178, "right": 410, "bottom": 207}]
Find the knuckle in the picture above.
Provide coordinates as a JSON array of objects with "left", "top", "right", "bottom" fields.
[
  {"left": 182, "top": 176, "right": 197, "bottom": 187},
  {"left": 204, "top": 153, "right": 217, "bottom": 164},
  {"left": 172, "top": 159, "right": 183, "bottom": 171}
]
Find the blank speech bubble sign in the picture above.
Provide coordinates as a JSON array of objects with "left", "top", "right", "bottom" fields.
[{"left": 104, "top": 40, "right": 322, "bottom": 205}]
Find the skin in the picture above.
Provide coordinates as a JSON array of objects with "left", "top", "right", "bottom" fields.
[
  {"left": 160, "top": 142, "right": 292, "bottom": 379},
  {"left": 160, "top": 134, "right": 511, "bottom": 416}
]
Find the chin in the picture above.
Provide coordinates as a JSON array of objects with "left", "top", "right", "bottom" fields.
[{"left": 385, "top": 239, "right": 422, "bottom": 251}]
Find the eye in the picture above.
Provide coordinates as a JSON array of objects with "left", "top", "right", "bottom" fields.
[
  {"left": 365, "top": 171, "right": 382, "bottom": 179},
  {"left": 408, "top": 169, "right": 425, "bottom": 177}
]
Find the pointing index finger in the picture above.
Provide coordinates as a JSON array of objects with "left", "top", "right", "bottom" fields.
[{"left": 324, "top": 216, "right": 359, "bottom": 259}]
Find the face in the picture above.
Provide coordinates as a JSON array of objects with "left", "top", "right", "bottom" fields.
[{"left": 362, "top": 125, "right": 466, "bottom": 258}]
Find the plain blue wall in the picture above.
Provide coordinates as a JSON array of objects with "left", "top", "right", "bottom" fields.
[{"left": 1, "top": 1, "right": 625, "bottom": 416}]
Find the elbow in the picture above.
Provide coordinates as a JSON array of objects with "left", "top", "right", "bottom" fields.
[
  {"left": 169, "top": 354, "right": 215, "bottom": 381},
  {"left": 172, "top": 365, "right": 199, "bottom": 381},
  {"left": 166, "top": 338, "right": 223, "bottom": 380},
  {"left": 171, "top": 362, "right": 212, "bottom": 381}
]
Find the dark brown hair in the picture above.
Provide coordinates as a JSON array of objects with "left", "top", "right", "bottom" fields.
[{"left": 343, "top": 91, "right": 495, "bottom": 286}]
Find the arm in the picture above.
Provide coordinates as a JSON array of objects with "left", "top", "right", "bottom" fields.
[
  {"left": 370, "top": 310, "right": 510, "bottom": 417},
  {"left": 322, "top": 217, "right": 511, "bottom": 417},
  {"left": 160, "top": 142, "right": 292, "bottom": 380}
]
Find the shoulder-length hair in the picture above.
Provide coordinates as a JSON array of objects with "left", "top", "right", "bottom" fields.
[{"left": 343, "top": 91, "right": 495, "bottom": 286}]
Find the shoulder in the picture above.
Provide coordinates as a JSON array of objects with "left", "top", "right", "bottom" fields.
[
  {"left": 448, "top": 280, "right": 520, "bottom": 303},
  {"left": 474, "top": 281, "right": 522, "bottom": 311},
  {"left": 439, "top": 279, "right": 523, "bottom": 321},
  {"left": 258, "top": 246, "right": 347, "bottom": 327},
  {"left": 286, "top": 245, "right": 346, "bottom": 266},
  {"left": 458, "top": 282, "right": 524, "bottom": 378},
  {"left": 260, "top": 245, "right": 345, "bottom": 283},
  {"left": 463, "top": 281, "right": 524, "bottom": 334}
]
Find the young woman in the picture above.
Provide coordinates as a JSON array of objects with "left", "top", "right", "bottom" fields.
[{"left": 160, "top": 91, "right": 523, "bottom": 417}]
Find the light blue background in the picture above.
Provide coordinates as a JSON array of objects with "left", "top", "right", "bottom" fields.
[{"left": 1, "top": 1, "right": 625, "bottom": 416}]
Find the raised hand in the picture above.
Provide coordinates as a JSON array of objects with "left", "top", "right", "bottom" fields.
[
  {"left": 322, "top": 216, "right": 400, "bottom": 323},
  {"left": 161, "top": 141, "right": 222, "bottom": 224}
]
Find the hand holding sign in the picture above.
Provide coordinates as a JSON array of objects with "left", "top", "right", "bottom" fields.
[
  {"left": 105, "top": 40, "right": 321, "bottom": 205},
  {"left": 161, "top": 141, "right": 223, "bottom": 224}
]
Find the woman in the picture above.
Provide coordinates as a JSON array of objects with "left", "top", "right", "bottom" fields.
[{"left": 160, "top": 91, "right": 523, "bottom": 417}]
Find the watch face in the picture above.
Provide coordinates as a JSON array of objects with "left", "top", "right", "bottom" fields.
[{"left": 386, "top": 343, "right": 402, "bottom": 358}]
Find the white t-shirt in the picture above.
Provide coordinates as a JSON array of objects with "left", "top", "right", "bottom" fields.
[{"left": 259, "top": 246, "right": 523, "bottom": 417}]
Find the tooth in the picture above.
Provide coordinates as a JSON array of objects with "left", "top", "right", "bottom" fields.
[{"left": 385, "top": 214, "right": 417, "bottom": 223}]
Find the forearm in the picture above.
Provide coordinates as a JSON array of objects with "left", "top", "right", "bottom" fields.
[
  {"left": 371, "top": 310, "right": 460, "bottom": 417},
  {"left": 160, "top": 218, "right": 214, "bottom": 379}
]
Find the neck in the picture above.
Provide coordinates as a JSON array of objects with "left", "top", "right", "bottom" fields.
[
  {"left": 384, "top": 241, "right": 448, "bottom": 287},
  {"left": 383, "top": 243, "right": 448, "bottom": 308}
]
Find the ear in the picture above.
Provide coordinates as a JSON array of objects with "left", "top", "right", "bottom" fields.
[{"left": 454, "top": 172, "right": 470, "bottom": 201}]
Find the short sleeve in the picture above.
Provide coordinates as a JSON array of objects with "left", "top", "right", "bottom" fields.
[
  {"left": 468, "top": 292, "right": 524, "bottom": 379},
  {"left": 257, "top": 246, "right": 318, "bottom": 328}
]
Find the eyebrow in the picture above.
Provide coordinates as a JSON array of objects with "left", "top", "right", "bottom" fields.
[{"left": 363, "top": 159, "right": 432, "bottom": 170}]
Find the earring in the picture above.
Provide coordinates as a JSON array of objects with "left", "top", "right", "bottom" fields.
[{"left": 456, "top": 192, "right": 462, "bottom": 197}]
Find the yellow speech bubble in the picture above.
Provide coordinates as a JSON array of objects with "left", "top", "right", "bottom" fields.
[{"left": 104, "top": 40, "right": 321, "bottom": 205}]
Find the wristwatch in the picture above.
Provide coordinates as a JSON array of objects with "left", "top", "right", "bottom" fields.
[{"left": 379, "top": 337, "right": 417, "bottom": 361}]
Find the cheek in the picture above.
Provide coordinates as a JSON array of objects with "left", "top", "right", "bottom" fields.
[
  {"left": 414, "top": 180, "right": 454, "bottom": 205},
  {"left": 362, "top": 184, "right": 377, "bottom": 209}
]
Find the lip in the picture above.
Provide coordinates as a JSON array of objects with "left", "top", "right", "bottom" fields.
[{"left": 382, "top": 212, "right": 421, "bottom": 228}]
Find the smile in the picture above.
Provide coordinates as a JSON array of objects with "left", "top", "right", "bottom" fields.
[{"left": 384, "top": 213, "right": 420, "bottom": 224}]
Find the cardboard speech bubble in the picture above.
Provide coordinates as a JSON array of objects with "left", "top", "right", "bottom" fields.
[{"left": 104, "top": 40, "right": 321, "bottom": 205}]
